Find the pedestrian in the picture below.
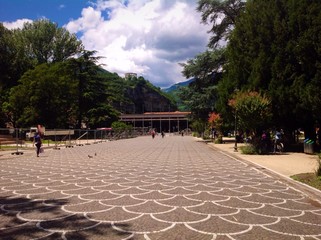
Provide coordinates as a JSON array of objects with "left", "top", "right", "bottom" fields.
[
  {"left": 261, "top": 130, "right": 268, "bottom": 153},
  {"left": 151, "top": 129, "right": 155, "bottom": 139},
  {"left": 161, "top": 131, "right": 165, "bottom": 138},
  {"left": 274, "top": 129, "right": 283, "bottom": 153},
  {"left": 34, "top": 132, "right": 42, "bottom": 157},
  {"left": 317, "top": 128, "right": 321, "bottom": 145}
]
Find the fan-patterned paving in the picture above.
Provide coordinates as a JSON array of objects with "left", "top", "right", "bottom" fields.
[{"left": 0, "top": 136, "right": 321, "bottom": 239}]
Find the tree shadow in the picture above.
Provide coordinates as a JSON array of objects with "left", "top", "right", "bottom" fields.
[
  {"left": 65, "top": 222, "right": 132, "bottom": 240},
  {"left": 0, "top": 196, "right": 132, "bottom": 239}
]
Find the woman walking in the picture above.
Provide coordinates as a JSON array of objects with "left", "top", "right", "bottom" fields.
[{"left": 34, "top": 132, "right": 42, "bottom": 157}]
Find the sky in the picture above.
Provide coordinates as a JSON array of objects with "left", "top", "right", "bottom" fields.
[{"left": 0, "top": 0, "right": 210, "bottom": 88}]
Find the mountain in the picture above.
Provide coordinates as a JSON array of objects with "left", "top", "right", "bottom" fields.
[
  {"left": 101, "top": 72, "right": 177, "bottom": 114},
  {"left": 162, "top": 78, "right": 194, "bottom": 93},
  {"left": 161, "top": 78, "right": 195, "bottom": 111},
  {"left": 123, "top": 78, "right": 177, "bottom": 113}
]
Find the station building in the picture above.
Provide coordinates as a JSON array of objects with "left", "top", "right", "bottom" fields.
[{"left": 120, "top": 111, "right": 191, "bottom": 133}]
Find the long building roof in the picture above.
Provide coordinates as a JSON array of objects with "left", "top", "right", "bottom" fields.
[{"left": 120, "top": 111, "right": 191, "bottom": 121}]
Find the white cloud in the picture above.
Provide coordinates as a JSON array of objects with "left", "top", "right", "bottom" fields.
[
  {"left": 2, "top": 18, "right": 33, "bottom": 29},
  {"left": 65, "top": 0, "right": 211, "bottom": 87},
  {"left": 65, "top": 7, "right": 104, "bottom": 33}
]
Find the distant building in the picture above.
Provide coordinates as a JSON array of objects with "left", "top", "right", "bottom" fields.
[
  {"left": 120, "top": 111, "right": 191, "bottom": 133},
  {"left": 125, "top": 73, "right": 137, "bottom": 79}
]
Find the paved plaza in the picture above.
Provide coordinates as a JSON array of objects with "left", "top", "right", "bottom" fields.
[{"left": 1, "top": 136, "right": 321, "bottom": 239}]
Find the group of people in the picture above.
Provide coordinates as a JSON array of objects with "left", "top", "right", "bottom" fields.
[
  {"left": 261, "top": 129, "right": 284, "bottom": 153},
  {"left": 151, "top": 129, "right": 165, "bottom": 139},
  {"left": 150, "top": 129, "right": 185, "bottom": 139}
]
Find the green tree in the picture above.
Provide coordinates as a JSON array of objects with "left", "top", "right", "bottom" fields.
[
  {"left": 228, "top": 91, "right": 272, "bottom": 135},
  {"left": 0, "top": 24, "right": 15, "bottom": 91},
  {"left": 179, "top": 49, "right": 225, "bottom": 132},
  {"left": 0, "top": 20, "right": 84, "bottom": 127},
  {"left": 15, "top": 19, "right": 83, "bottom": 64},
  {"left": 111, "top": 121, "right": 131, "bottom": 131},
  {"left": 68, "top": 50, "right": 120, "bottom": 128},
  {"left": 4, "top": 58, "right": 120, "bottom": 128},
  {"left": 0, "top": 24, "right": 13, "bottom": 126},
  {"left": 178, "top": 0, "right": 245, "bottom": 133},
  {"left": 221, "top": 0, "right": 321, "bottom": 139},
  {"left": 197, "top": 0, "right": 246, "bottom": 47},
  {"left": 5, "top": 62, "right": 78, "bottom": 128}
]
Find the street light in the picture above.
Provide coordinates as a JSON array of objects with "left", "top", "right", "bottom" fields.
[
  {"left": 233, "top": 88, "right": 239, "bottom": 152},
  {"left": 234, "top": 109, "right": 238, "bottom": 152}
]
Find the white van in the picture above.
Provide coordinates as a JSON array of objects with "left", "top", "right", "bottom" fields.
[
  {"left": 26, "top": 127, "right": 38, "bottom": 140},
  {"left": 26, "top": 126, "right": 45, "bottom": 140}
]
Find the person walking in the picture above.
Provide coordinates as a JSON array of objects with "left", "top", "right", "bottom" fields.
[
  {"left": 161, "top": 131, "right": 165, "bottom": 138},
  {"left": 151, "top": 129, "right": 155, "bottom": 139},
  {"left": 274, "top": 129, "right": 283, "bottom": 153},
  {"left": 34, "top": 132, "right": 42, "bottom": 157}
]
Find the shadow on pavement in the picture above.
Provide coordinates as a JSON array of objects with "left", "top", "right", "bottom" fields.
[{"left": 0, "top": 196, "right": 132, "bottom": 239}]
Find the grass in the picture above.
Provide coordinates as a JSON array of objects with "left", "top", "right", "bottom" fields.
[
  {"left": 291, "top": 173, "right": 321, "bottom": 191},
  {"left": 291, "top": 153, "right": 321, "bottom": 191},
  {"left": 0, "top": 146, "right": 30, "bottom": 151}
]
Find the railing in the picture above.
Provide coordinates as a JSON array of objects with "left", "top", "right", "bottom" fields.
[
  {"left": 0, "top": 128, "right": 140, "bottom": 155},
  {"left": 0, "top": 127, "right": 192, "bottom": 155}
]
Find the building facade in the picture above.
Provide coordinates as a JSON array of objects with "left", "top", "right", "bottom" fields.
[{"left": 120, "top": 111, "right": 191, "bottom": 133}]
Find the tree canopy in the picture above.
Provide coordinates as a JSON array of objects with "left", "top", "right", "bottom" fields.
[
  {"left": 181, "top": 0, "right": 321, "bottom": 141},
  {"left": 221, "top": 0, "right": 321, "bottom": 137},
  {"left": 179, "top": 49, "right": 225, "bottom": 122},
  {"left": 197, "top": 0, "right": 246, "bottom": 47},
  {"left": 14, "top": 19, "right": 83, "bottom": 64}
]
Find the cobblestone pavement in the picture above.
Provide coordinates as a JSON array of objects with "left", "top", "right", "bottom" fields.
[{"left": 1, "top": 136, "right": 321, "bottom": 239}]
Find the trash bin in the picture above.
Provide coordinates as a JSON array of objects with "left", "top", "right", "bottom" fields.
[{"left": 304, "top": 138, "right": 314, "bottom": 154}]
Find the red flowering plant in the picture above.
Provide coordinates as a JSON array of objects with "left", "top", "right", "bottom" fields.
[
  {"left": 228, "top": 91, "right": 271, "bottom": 135},
  {"left": 228, "top": 91, "right": 272, "bottom": 152},
  {"left": 208, "top": 112, "right": 223, "bottom": 142},
  {"left": 208, "top": 112, "right": 222, "bottom": 128}
]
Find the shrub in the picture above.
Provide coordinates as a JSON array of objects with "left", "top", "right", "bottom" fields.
[
  {"left": 214, "top": 135, "right": 223, "bottom": 144},
  {"left": 240, "top": 144, "right": 258, "bottom": 155}
]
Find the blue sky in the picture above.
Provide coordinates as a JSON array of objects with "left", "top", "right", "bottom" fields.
[
  {"left": 0, "top": 0, "right": 210, "bottom": 87},
  {"left": 0, "top": 0, "right": 89, "bottom": 27}
]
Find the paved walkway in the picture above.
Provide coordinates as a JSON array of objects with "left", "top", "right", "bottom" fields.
[
  {"left": 208, "top": 139, "right": 319, "bottom": 177},
  {"left": 0, "top": 136, "right": 321, "bottom": 239}
]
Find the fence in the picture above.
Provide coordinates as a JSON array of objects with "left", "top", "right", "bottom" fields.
[
  {"left": 0, "top": 127, "right": 192, "bottom": 155},
  {"left": 0, "top": 128, "right": 141, "bottom": 155}
]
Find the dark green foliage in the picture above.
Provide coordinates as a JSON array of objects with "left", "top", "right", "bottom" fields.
[
  {"left": 179, "top": 49, "right": 225, "bottom": 131},
  {"left": 197, "top": 0, "right": 246, "bottom": 48},
  {"left": 219, "top": 0, "right": 321, "bottom": 138},
  {"left": 2, "top": 58, "right": 175, "bottom": 128},
  {"left": 5, "top": 62, "right": 77, "bottom": 128},
  {"left": 67, "top": 50, "right": 114, "bottom": 128},
  {"left": 229, "top": 91, "right": 272, "bottom": 135},
  {"left": 240, "top": 145, "right": 258, "bottom": 155},
  {"left": 16, "top": 19, "right": 83, "bottom": 64},
  {"left": 0, "top": 20, "right": 84, "bottom": 127},
  {"left": 182, "top": 0, "right": 321, "bottom": 143}
]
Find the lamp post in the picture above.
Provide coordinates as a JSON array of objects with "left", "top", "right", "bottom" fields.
[{"left": 234, "top": 109, "right": 238, "bottom": 152}]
